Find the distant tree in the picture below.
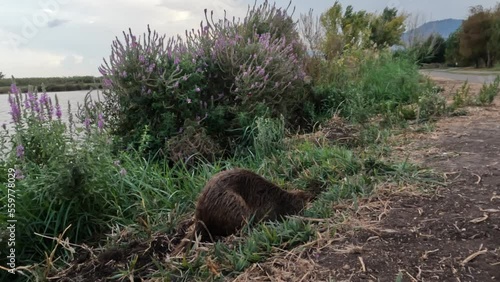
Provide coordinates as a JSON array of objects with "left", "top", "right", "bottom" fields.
[
  {"left": 488, "top": 4, "right": 500, "bottom": 66},
  {"left": 369, "top": 7, "right": 407, "bottom": 49},
  {"left": 320, "top": 2, "right": 372, "bottom": 58},
  {"left": 320, "top": 1, "right": 345, "bottom": 59},
  {"left": 319, "top": 2, "right": 406, "bottom": 59},
  {"left": 460, "top": 5, "right": 494, "bottom": 67},
  {"left": 413, "top": 34, "right": 446, "bottom": 65},
  {"left": 445, "top": 28, "right": 464, "bottom": 66},
  {"left": 0, "top": 72, "right": 4, "bottom": 79}
]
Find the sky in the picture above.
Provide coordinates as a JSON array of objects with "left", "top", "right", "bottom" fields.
[{"left": 0, "top": 0, "right": 498, "bottom": 78}]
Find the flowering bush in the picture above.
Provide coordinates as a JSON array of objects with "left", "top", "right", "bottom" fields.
[
  {"left": 6, "top": 84, "right": 67, "bottom": 165},
  {"left": 1, "top": 83, "right": 165, "bottom": 264},
  {"left": 99, "top": 1, "right": 309, "bottom": 159}
]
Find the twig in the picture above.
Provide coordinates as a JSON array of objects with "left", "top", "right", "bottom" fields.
[
  {"left": 461, "top": 249, "right": 488, "bottom": 265},
  {"left": 358, "top": 256, "right": 366, "bottom": 272},
  {"left": 471, "top": 173, "right": 481, "bottom": 184},
  {"left": 416, "top": 266, "right": 422, "bottom": 280},
  {"left": 422, "top": 249, "right": 439, "bottom": 260},
  {"left": 405, "top": 270, "right": 418, "bottom": 282},
  {"left": 469, "top": 213, "right": 488, "bottom": 224}
]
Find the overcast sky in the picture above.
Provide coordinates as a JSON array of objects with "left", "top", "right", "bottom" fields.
[{"left": 0, "top": 0, "right": 498, "bottom": 78}]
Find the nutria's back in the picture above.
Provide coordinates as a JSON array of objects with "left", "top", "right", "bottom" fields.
[{"left": 194, "top": 168, "right": 312, "bottom": 240}]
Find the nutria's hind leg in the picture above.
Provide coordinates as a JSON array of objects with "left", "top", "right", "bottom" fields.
[
  {"left": 213, "top": 192, "right": 252, "bottom": 236},
  {"left": 194, "top": 220, "right": 213, "bottom": 242}
]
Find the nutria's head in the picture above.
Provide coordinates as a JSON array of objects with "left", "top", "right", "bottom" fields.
[{"left": 289, "top": 189, "right": 314, "bottom": 203}]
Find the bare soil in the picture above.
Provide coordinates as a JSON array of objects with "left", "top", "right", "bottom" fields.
[{"left": 314, "top": 104, "right": 500, "bottom": 281}]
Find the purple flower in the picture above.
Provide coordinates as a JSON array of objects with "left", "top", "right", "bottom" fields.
[
  {"left": 195, "top": 87, "right": 200, "bottom": 92},
  {"left": 24, "top": 95, "right": 30, "bottom": 109},
  {"left": 39, "top": 92, "right": 49, "bottom": 105},
  {"left": 84, "top": 117, "right": 91, "bottom": 130},
  {"left": 121, "top": 71, "right": 127, "bottom": 78},
  {"left": 186, "top": 98, "right": 192, "bottom": 104},
  {"left": 27, "top": 91, "right": 35, "bottom": 103},
  {"left": 120, "top": 168, "right": 127, "bottom": 176},
  {"left": 174, "top": 57, "right": 180, "bottom": 65},
  {"left": 55, "top": 104, "right": 62, "bottom": 119},
  {"left": 97, "top": 113, "right": 104, "bottom": 130},
  {"left": 33, "top": 99, "right": 40, "bottom": 114},
  {"left": 10, "top": 84, "right": 19, "bottom": 94},
  {"left": 16, "top": 144, "right": 24, "bottom": 158},
  {"left": 113, "top": 160, "right": 121, "bottom": 166},
  {"left": 15, "top": 168, "right": 24, "bottom": 180},
  {"left": 103, "top": 78, "right": 112, "bottom": 88},
  {"left": 147, "top": 64, "right": 155, "bottom": 73},
  {"left": 8, "top": 96, "right": 21, "bottom": 123},
  {"left": 139, "top": 54, "right": 145, "bottom": 63}
]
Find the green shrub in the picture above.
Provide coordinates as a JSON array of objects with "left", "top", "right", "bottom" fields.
[
  {"left": 452, "top": 80, "right": 472, "bottom": 108},
  {"left": 477, "top": 75, "right": 500, "bottom": 105},
  {"left": 308, "top": 50, "right": 437, "bottom": 124}
]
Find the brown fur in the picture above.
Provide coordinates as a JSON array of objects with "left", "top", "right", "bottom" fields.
[
  {"left": 195, "top": 168, "right": 312, "bottom": 239},
  {"left": 171, "top": 168, "right": 313, "bottom": 255}
]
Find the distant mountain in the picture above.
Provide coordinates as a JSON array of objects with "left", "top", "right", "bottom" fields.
[{"left": 402, "top": 19, "right": 463, "bottom": 44}]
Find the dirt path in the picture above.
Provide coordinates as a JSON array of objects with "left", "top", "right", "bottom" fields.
[
  {"left": 234, "top": 79, "right": 500, "bottom": 281},
  {"left": 420, "top": 70, "right": 498, "bottom": 84}
]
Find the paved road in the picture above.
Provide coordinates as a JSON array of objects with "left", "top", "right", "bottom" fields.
[{"left": 420, "top": 69, "right": 498, "bottom": 84}]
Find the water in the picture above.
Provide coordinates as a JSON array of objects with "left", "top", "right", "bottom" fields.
[
  {"left": 0, "top": 89, "right": 100, "bottom": 130},
  {"left": 1, "top": 90, "right": 100, "bottom": 158}
]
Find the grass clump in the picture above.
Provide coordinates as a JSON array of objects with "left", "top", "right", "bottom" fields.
[
  {"left": 477, "top": 75, "right": 500, "bottom": 105},
  {"left": 452, "top": 80, "right": 473, "bottom": 108}
]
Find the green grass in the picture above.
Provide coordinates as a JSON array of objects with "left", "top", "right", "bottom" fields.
[{"left": 0, "top": 113, "right": 444, "bottom": 281}]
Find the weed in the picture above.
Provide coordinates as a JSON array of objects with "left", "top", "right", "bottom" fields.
[
  {"left": 452, "top": 80, "right": 472, "bottom": 108},
  {"left": 477, "top": 75, "right": 500, "bottom": 105}
]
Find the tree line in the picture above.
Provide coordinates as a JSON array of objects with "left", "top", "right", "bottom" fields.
[{"left": 414, "top": 3, "right": 500, "bottom": 68}]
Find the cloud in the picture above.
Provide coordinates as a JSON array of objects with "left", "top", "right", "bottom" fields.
[
  {"left": 47, "top": 19, "right": 70, "bottom": 28},
  {"left": 0, "top": 46, "right": 67, "bottom": 77}
]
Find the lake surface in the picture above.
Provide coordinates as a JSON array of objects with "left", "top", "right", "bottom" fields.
[
  {"left": 0, "top": 90, "right": 100, "bottom": 130},
  {"left": 1, "top": 90, "right": 101, "bottom": 158}
]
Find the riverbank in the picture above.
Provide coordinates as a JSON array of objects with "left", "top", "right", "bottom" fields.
[{"left": 0, "top": 76, "right": 101, "bottom": 94}]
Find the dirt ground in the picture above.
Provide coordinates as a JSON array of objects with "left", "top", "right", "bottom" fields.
[{"left": 233, "top": 78, "right": 500, "bottom": 281}]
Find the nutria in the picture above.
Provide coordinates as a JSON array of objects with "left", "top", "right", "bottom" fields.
[{"left": 171, "top": 168, "right": 313, "bottom": 254}]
